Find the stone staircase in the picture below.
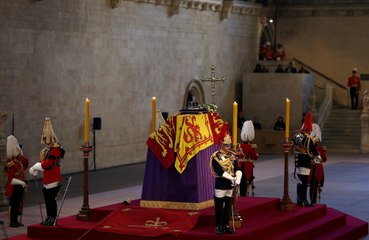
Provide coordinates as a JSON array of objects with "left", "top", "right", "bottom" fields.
[{"left": 322, "top": 108, "right": 362, "bottom": 153}]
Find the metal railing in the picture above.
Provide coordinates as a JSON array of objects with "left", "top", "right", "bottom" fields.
[
  {"left": 292, "top": 58, "right": 346, "bottom": 129},
  {"left": 292, "top": 58, "right": 347, "bottom": 91}
]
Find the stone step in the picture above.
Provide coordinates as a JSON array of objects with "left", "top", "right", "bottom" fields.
[{"left": 321, "top": 108, "right": 362, "bottom": 151}]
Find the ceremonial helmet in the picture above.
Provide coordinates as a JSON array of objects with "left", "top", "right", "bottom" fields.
[
  {"left": 241, "top": 120, "right": 255, "bottom": 142},
  {"left": 218, "top": 122, "right": 232, "bottom": 146},
  {"left": 41, "top": 117, "right": 59, "bottom": 145},
  {"left": 310, "top": 123, "right": 322, "bottom": 142},
  {"left": 6, "top": 135, "right": 23, "bottom": 159},
  {"left": 300, "top": 111, "right": 312, "bottom": 133},
  {"left": 222, "top": 134, "right": 232, "bottom": 146}
]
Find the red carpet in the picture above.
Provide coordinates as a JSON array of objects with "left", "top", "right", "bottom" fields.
[{"left": 10, "top": 197, "right": 368, "bottom": 240}]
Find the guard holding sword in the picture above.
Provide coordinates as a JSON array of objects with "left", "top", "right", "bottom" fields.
[
  {"left": 29, "top": 117, "right": 65, "bottom": 226},
  {"left": 5, "top": 135, "right": 29, "bottom": 228},
  {"left": 210, "top": 131, "right": 242, "bottom": 235}
]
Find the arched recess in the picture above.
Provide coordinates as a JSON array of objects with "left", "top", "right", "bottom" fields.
[
  {"left": 183, "top": 79, "right": 205, "bottom": 109},
  {"left": 260, "top": 20, "right": 275, "bottom": 48}
]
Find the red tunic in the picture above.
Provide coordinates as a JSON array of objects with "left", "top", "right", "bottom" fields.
[
  {"left": 309, "top": 145, "right": 327, "bottom": 183},
  {"left": 238, "top": 143, "right": 259, "bottom": 181},
  {"left": 347, "top": 76, "right": 361, "bottom": 88},
  {"left": 6, "top": 156, "right": 29, "bottom": 200},
  {"left": 41, "top": 147, "right": 63, "bottom": 185}
]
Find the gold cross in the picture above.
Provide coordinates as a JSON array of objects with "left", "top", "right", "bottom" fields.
[{"left": 201, "top": 65, "right": 226, "bottom": 104}]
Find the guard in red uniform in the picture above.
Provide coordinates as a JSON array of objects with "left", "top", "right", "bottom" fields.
[
  {"left": 5, "top": 135, "right": 29, "bottom": 227},
  {"left": 239, "top": 120, "right": 259, "bottom": 197},
  {"left": 347, "top": 68, "right": 361, "bottom": 109},
  {"left": 259, "top": 41, "right": 273, "bottom": 60},
  {"left": 292, "top": 112, "right": 320, "bottom": 207},
  {"left": 309, "top": 123, "right": 327, "bottom": 205},
  {"left": 29, "top": 117, "right": 65, "bottom": 226}
]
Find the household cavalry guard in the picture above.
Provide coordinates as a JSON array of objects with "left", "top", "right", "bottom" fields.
[
  {"left": 210, "top": 132, "right": 242, "bottom": 235},
  {"left": 292, "top": 112, "right": 320, "bottom": 207},
  {"left": 5, "top": 135, "right": 29, "bottom": 227},
  {"left": 309, "top": 123, "right": 328, "bottom": 205},
  {"left": 29, "top": 117, "right": 65, "bottom": 226},
  {"left": 239, "top": 120, "right": 259, "bottom": 197}
]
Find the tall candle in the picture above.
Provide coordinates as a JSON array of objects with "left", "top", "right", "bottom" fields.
[
  {"left": 85, "top": 98, "right": 90, "bottom": 143},
  {"left": 285, "top": 98, "right": 290, "bottom": 141},
  {"left": 232, "top": 101, "right": 238, "bottom": 147},
  {"left": 152, "top": 96, "right": 156, "bottom": 133}
]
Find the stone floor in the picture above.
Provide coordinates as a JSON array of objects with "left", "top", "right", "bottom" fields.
[{"left": 0, "top": 151, "right": 368, "bottom": 239}]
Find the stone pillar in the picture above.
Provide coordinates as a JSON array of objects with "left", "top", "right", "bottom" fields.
[
  {"left": 0, "top": 111, "right": 8, "bottom": 206},
  {"left": 361, "top": 90, "right": 369, "bottom": 153}
]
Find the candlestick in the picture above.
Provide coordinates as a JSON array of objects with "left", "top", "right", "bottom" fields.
[
  {"left": 152, "top": 96, "right": 156, "bottom": 133},
  {"left": 85, "top": 98, "right": 90, "bottom": 143},
  {"left": 232, "top": 101, "right": 238, "bottom": 147},
  {"left": 285, "top": 98, "right": 290, "bottom": 141}
]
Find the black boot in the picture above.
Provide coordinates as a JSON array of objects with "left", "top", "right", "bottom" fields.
[
  {"left": 214, "top": 197, "right": 223, "bottom": 234},
  {"left": 223, "top": 225, "right": 235, "bottom": 234},
  {"left": 10, "top": 222, "right": 21, "bottom": 228},
  {"left": 215, "top": 224, "right": 223, "bottom": 235},
  {"left": 42, "top": 217, "right": 55, "bottom": 226},
  {"left": 297, "top": 199, "right": 311, "bottom": 207},
  {"left": 41, "top": 216, "right": 50, "bottom": 225}
]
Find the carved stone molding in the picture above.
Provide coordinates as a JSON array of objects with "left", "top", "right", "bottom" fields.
[
  {"left": 181, "top": 0, "right": 222, "bottom": 12},
  {"left": 278, "top": 5, "right": 369, "bottom": 17},
  {"left": 169, "top": 0, "right": 182, "bottom": 16},
  {"left": 128, "top": 0, "right": 172, "bottom": 5},
  {"left": 111, "top": 0, "right": 121, "bottom": 8},
  {"left": 232, "top": 1, "right": 261, "bottom": 15},
  {"left": 121, "top": 0, "right": 261, "bottom": 17},
  {"left": 221, "top": 0, "right": 233, "bottom": 19}
]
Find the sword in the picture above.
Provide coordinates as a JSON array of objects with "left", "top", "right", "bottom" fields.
[
  {"left": 54, "top": 176, "right": 72, "bottom": 226},
  {"left": 34, "top": 176, "right": 44, "bottom": 222},
  {"left": 231, "top": 197, "right": 235, "bottom": 231},
  {"left": 316, "top": 183, "right": 321, "bottom": 203},
  {"left": 19, "top": 181, "right": 30, "bottom": 225}
]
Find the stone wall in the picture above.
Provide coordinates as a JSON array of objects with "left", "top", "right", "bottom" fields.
[
  {"left": 0, "top": 0, "right": 262, "bottom": 175},
  {"left": 243, "top": 72, "right": 314, "bottom": 132},
  {"left": 276, "top": 5, "right": 369, "bottom": 107}
]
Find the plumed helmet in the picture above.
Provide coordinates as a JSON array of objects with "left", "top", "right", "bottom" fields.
[
  {"left": 222, "top": 134, "right": 232, "bottom": 145},
  {"left": 241, "top": 120, "right": 255, "bottom": 142},
  {"left": 300, "top": 111, "right": 313, "bottom": 133},
  {"left": 310, "top": 123, "right": 322, "bottom": 141},
  {"left": 41, "top": 117, "right": 59, "bottom": 145},
  {"left": 6, "top": 135, "right": 23, "bottom": 159}
]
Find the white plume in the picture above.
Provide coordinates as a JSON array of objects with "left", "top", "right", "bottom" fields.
[{"left": 241, "top": 120, "right": 255, "bottom": 142}]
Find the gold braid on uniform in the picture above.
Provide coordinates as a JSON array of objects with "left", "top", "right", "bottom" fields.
[
  {"left": 39, "top": 142, "right": 61, "bottom": 161},
  {"left": 7, "top": 159, "right": 25, "bottom": 180},
  {"left": 303, "top": 134, "right": 314, "bottom": 158},
  {"left": 39, "top": 148, "right": 48, "bottom": 161},
  {"left": 210, "top": 150, "right": 235, "bottom": 177}
]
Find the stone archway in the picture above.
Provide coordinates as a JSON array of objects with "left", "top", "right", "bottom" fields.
[
  {"left": 260, "top": 20, "right": 275, "bottom": 48},
  {"left": 183, "top": 80, "right": 205, "bottom": 109}
]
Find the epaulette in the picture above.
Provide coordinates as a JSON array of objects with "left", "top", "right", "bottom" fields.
[{"left": 6, "top": 161, "right": 15, "bottom": 168}]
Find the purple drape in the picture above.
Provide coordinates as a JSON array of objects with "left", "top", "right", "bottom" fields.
[{"left": 141, "top": 144, "right": 219, "bottom": 203}]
